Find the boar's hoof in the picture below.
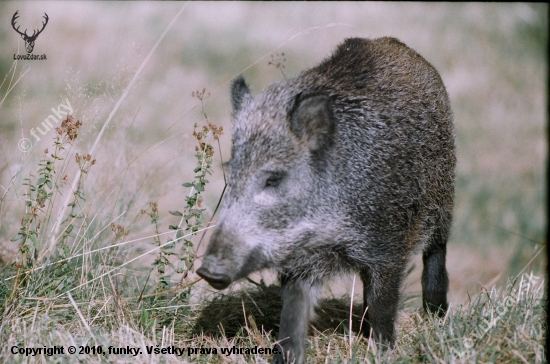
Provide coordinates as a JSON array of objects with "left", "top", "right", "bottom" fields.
[{"left": 197, "top": 267, "right": 231, "bottom": 290}]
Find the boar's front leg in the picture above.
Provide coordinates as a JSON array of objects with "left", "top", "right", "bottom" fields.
[{"left": 273, "top": 276, "right": 318, "bottom": 364}]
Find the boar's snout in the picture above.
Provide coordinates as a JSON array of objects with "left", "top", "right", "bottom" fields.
[
  {"left": 198, "top": 220, "right": 266, "bottom": 290},
  {"left": 198, "top": 223, "right": 237, "bottom": 290},
  {"left": 196, "top": 267, "right": 231, "bottom": 290}
]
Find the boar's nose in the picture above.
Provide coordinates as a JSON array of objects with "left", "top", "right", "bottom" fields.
[{"left": 196, "top": 267, "right": 231, "bottom": 290}]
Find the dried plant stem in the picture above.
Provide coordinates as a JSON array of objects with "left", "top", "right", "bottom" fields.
[{"left": 50, "top": 3, "right": 188, "bottom": 249}]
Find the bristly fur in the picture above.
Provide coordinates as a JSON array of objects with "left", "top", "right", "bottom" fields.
[{"left": 198, "top": 37, "right": 455, "bottom": 364}]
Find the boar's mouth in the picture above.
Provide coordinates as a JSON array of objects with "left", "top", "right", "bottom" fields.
[
  {"left": 197, "top": 245, "right": 267, "bottom": 290},
  {"left": 196, "top": 267, "right": 232, "bottom": 290}
]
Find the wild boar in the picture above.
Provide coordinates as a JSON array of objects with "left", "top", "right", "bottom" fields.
[{"left": 197, "top": 37, "right": 455, "bottom": 363}]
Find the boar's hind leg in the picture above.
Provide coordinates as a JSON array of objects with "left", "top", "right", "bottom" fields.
[
  {"left": 421, "top": 225, "right": 449, "bottom": 316},
  {"left": 360, "top": 265, "right": 405, "bottom": 346},
  {"left": 273, "top": 277, "right": 318, "bottom": 364}
]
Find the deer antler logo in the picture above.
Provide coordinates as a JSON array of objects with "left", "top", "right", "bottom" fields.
[{"left": 11, "top": 11, "right": 49, "bottom": 54}]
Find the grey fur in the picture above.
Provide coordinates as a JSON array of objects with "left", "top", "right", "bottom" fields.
[{"left": 197, "top": 37, "right": 455, "bottom": 364}]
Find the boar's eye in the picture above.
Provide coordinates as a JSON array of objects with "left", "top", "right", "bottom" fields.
[
  {"left": 265, "top": 176, "right": 281, "bottom": 188},
  {"left": 264, "top": 172, "right": 285, "bottom": 188}
]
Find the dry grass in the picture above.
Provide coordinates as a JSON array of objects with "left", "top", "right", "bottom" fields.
[{"left": 0, "top": 272, "right": 545, "bottom": 363}]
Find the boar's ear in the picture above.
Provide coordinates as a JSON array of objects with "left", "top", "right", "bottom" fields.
[
  {"left": 288, "top": 93, "right": 335, "bottom": 153},
  {"left": 230, "top": 76, "right": 252, "bottom": 113}
]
